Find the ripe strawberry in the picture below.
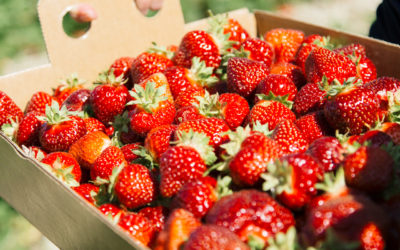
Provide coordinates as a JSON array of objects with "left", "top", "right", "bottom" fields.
[
  {"left": 128, "top": 80, "right": 175, "bottom": 137},
  {"left": 25, "top": 91, "right": 56, "bottom": 115},
  {"left": 264, "top": 28, "right": 304, "bottom": 63},
  {"left": 41, "top": 152, "right": 82, "bottom": 186},
  {"left": 131, "top": 50, "right": 174, "bottom": 84},
  {"left": 145, "top": 124, "right": 176, "bottom": 163},
  {"left": 356, "top": 129, "right": 393, "bottom": 147},
  {"left": 72, "top": 183, "right": 99, "bottom": 205},
  {"left": 0, "top": 91, "right": 23, "bottom": 127},
  {"left": 176, "top": 117, "right": 229, "bottom": 148},
  {"left": 159, "top": 130, "right": 216, "bottom": 197},
  {"left": 305, "top": 47, "right": 357, "bottom": 84},
  {"left": 360, "top": 222, "right": 386, "bottom": 250},
  {"left": 255, "top": 74, "right": 297, "bottom": 103},
  {"left": 206, "top": 190, "right": 295, "bottom": 243},
  {"left": 241, "top": 38, "right": 274, "bottom": 67},
  {"left": 62, "top": 88, "right": 91, "bottom": 112},
  {"left": 98, "top": 203, "right": 124, "bottom": 219},
  {"left": 174, "top": 105, "right": 204, "bottom": 124},
  {"left": 163, "top": 57, "right": 218, "bottom": 99},
  {"left": 377, "top": 122, "right": 400, "bottom": 144},
  {"left": 83, "top": 117, "right": 105, "bottom": 134},
  {"left": 355, "top": 56, "right": 377, "bottom": 83},
  {"left": 272, "top": 119, "right": 308, "bottom": 155},
  {"left": 38, "top": 102, "right": 86, "bottom": 152},
  {"left": 343, "top": 146, "right": 393, "bottom": 193},
  {"left": 109, "top": 56, "right": 134, "bottom": 89},
  {"left": 16, "top": 111, "right": 43, "bottom": 146},
  {"left": 364, "top": 76, "right": 400, "bottom": 115},
  {"left": 53, "top": 74, "right": 85, "bottom": 104},
  {"left": 22, "top": 145, "right": 47, "bottom": 161},
  {"left": 138, "top": 206, "right": 168, "bottom": 234},
  {"left": 334, "top": 43, "right": 367, "bottom": 58},
  {"left": 113, "top": 164, "right": 157, "bottom": 209},
  {"left": 91, "top": 146, "right": 127, "bottom": 181},
  {"left": 173, "top": 30, "right": 221, "bottom": 69},
  {"left": 262, "top": 153, "right": 323, "bottom": 210},
  {"left": 154, "top": 209, "right": 200, "bottom": 250},
  {"left": 227, "top": 57, "right": 269, "bottom": 98},
  {"left": 184, "top": 225, "right": 250, "bottom": 250},
  {"left": 324, "top": 80, "right": 380, "bottom": 135},
  {"left": 294, "top": 35, "right": 331, "bottom": 74},
  {"left": 295, "top": 111, "right": 332, "bottom": 144},
  {"left": 306, "top": 136, "right": 344, "bottom": 172},
  {"left": 121, "top": 143, "right": 141, "bottom": 163},
  {"left": 293, "top": 82, "right": 327, "bottom": 115},
  {"left": 172, "top": 176, "right": 217, "bottom": 218},
  {"left": 248, "top": 95, "right": 295, "bottom": 130},
  {"left": 174, "top": 86, "right": 205, "bottom": 110},
  {"left": 90, "top": 71, "right": 129, "bottom": 125},
  {"left": 270, "top": 62, "right": 307, "bottom": 88},
  {"left": 111, "top": 111, "right": 140, "bottom": 145},
  {"left": 68, "top": 131, "right": 112, "bottom": 169},
  {"left": 118, "top": 212, "right": 154, "bottom": 246}
]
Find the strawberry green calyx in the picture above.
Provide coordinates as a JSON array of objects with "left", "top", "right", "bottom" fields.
[
  {"left": 256, "top": 92, "right": 293, "bottom": 109},
  {"left": 266, "top": 226, "right": 300, "bottom": 250},
  {"left": 311, "top": 228, "right": 359, "bottom": 250},
  {"left": 132, "top": 146, "right": 157, "bottom": 170},
  {"left": 387, "top": 91, "right": 400, "bottom": 122},
  {"left": 190, "top": 57, "right": 219, "bottom": 88},
  {"left": 22, "top": 145, "right": 45, "bottom": 161},
  {"left": 194, "top": 91, "right": 223, "bottom": 118},
  {"left": 315, "top": 167, "right": 346, "bottom": 194},
  {"left": 252, "top": 121, "right": 273, "bottom": 137},
  {"left": 220, "top": 126, "right": 252, "bottom": 157},
  {"left": 324, "top": 77, "right": 360, "bottom": 97},
  {"left": 147, "top": 42, "right": 175, "bottom": 60},
  {"left": 247, "top": 234, "right": 266, "bottom": 250},
  {"left": 207, "top": 12, "right": 235, "bottom": 54},
  {"left": 93, "top": 184, "right": 111, "bottom": 206},
  {"left": 107, "top": 163, "right": 126, "bottom": 201},
  {"left": 313, "top": 36, "right": 335, "bottom": 50},
  {"left": 41, "top": 158, "right": 79, "bottom": 188},
  {"left": 112, "top": 111, "right": 130, "bottom": 134},
  {"left": 37, "top": 101, "right": 83, "bottom": 125},
  {"left": 1, "top": 118, "right": 18, "bottom": 141},
  {"left": 175, "top": 129, "right": 217, "bottom": 165},
  {"left": 216, "top": 47, "right": 250, "bottom": 80},
  {"left": 128, "top": 81, "right": 167, "bottom": 114},
  {"left": 215, "top": 175, "right": 233, "bottom": 199},
  {"left": 57, "top": 73, "right": 86, "bottom": 91},
  {"left": 261, "top": 160, "right": 294, "bottom": 195},
  {"left": 95, "top": 69, "right": 127, "bottom": 86}
]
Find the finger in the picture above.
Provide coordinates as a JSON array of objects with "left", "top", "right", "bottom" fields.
[
  {"left": 135, "top": 0, "right": 151, "bottom": 15},
  {"left": 69, "top": 3, "right": 97, "bottom": 23},
  {"left": 149, "top": 0, "right": 164, "bottom": 11}
]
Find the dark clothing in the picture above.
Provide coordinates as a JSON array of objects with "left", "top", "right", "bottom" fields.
[{"left": 369, "top": 0, "right": 400, "bottom": 45}]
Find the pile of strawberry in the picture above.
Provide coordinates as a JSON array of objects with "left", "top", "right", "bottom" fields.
[{"left": 2, "top": 13, "right": 400, "bottom": 250}]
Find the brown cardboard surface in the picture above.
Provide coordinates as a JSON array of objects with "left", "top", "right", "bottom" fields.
[{"left": 1, "top": 3, "right": 400, "bottom": 250}]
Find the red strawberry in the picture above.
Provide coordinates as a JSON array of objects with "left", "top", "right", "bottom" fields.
[
  {"left": 306, "top": 136, "right": 344, "bottom": 172},
  {"left": 176, "top": 117, "right": 229, "bottom": 148},
  {"left": 324, "top": 80, "right": 380, "bottom": 135},
  {"left": 294, "top": 35, "right": 331, "bottom": 74},
  {"left": 173, "top": 30, "right": 222, "bottom": 69},
  {"left": 174, "top": 105, "right": 204, "bottom": 124},
  {"left": 360, "top": 222, "right": 386, "bottom": 250},
  {"left": 38, "top": 102, "right": 86, "bottom": 152},
  {"left": 184, "top": 225, "right": 250, "bottom": 250},
  {"left": 98, "top": 203, "right": 124, "bottom": 219},
  {"left": 114, "top": 164, "right": 157, "bottom": 209},
  {"left": 138, "top": 206, "right": 168, "bottom": 234},
  {"left": 111, "top": 111, "right": 140, "bottom": 145},
  {"left": 131, "top": 50, "right": 174, "bottom": 84},
  {"left": 262, "top": 153, "right": 323, "bottom": 210},
  {"left": 172, "top": 176, "right": 217, "bottom": 218},
  {"left": 174, "top": 86, "right": 205, "bottom": 110},
  {"left": 295, "top": 111, "right": 332, "bottom": 144},
  {"left": 41, "top": 152, "right": 82, "bottom": 186},
  {"left": 364, "top": 76, "right": 400, "bottom": 115},
  {"left": 0, "top": 91, "right": 23, "bottom": 127},
  {"left": 145, "top": 124, "right": 176, "bottom": 163},
  {"left": 109, "top": 56, "right": 134, "bottom": 89},
  {"left": 227, "top": 57, "right": 269, "bottom": 98},
  {"left": 159, "top": 130, "right": 216, "bottom": 197},
  {"left": 91, "top": 146, "right": 127, "bottom": 181},
  {"left": 305, "top": 47, "right": 357, "bottom": 85},
  {"left": 293, "top": 82, "right": 327, "bottom": 115},
  {"left": 62, "top": 88, "right": 91, "bottom": 112},
  {"left": 83, "top": 117, "right": 105, "bottom": 134},
  {"left": 270, "top": 62, "right": 307, "bottom": 88},
  {"left": 206, "top": 190, "right": 295, "bottom": 243},
  {"left": 241, "top": 38, "right": 274, "bottom": 67},
  {"left": 356, "top": 129, "right": 393, "bottom": 147},
  {"left": 355, "top": 56, "right": 377, "bottom": 83},
  {"left": 16, "top": 111, "right": 43, "bottom": 146},
  {"left": 90, "top": 71, "right": 129, "bottom": 125},
  {"left": 53, "top": 74, "right": 85, "bottom": 104},
  {"left": 334, "top": 43, "right": 367, "bottom": 58},
  {"left": 121, "top": 143, "right": 141, "bottom": 163},
  {"left": 22, "top": 145, "right": 47, "bottom": 161},
  {"left": 255, "top": 74, "right": 297, "bottom": 103},
  {"left": 272, "top": 119, "right": 308, "bottom": 155},
  {"left": 72, "top": 183, "right": 99, "bottom": 205},
  {"left": 264, "top": 28, "right": 304, "bottom": 63},
  {"left": 378, "top": 122, "right": 400, "bottom": 144},
  {"left": 25, "top": 91, "right": 56, "bottom": 115},
  {"left": 118, "top": 212, "right": 155, "bottom": 246},
  {"left": 343, "top": 146, "right": 393, "bottom": 193}
]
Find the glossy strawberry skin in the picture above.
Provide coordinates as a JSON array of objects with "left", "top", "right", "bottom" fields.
[
  {"left": 90, "top": 146, "right": 127, "bottom": 181},
  {"left": 293, "top": 83, "right": 327, "bottom": 115},
  {"left": 176, "top": 118, "right": 229, "bottom": 148},
  {"left": 174, "top": 106, "right": 204, "bottom": 124},
  {"left": 174, "top": 87, "right": 205, "bottom": 110},
  {"left": 272, "top": 120, "right": 308, "bottom": 155},
  {"left": 206, "top": 190, "right": 295, "bottom": 243},
  {"left": 270, "top": 62, "right": 307, "bottom": 89},
  {"left": 90, "top": 84, "right": 129, "bottom": 125},
  {"left": 364, "top": 76, "right": 400, "bottom": 115},
  {"left": 110, "top": 56, "right": 134, "bottom": 79},
  {"left": 114, "top": 164, "right": 157, "bottom": 209},
  {"left": 379, "top": 122, "right": 400, "bottom": 144},
  {"left": 39, "top": 116, "right": 87, "bottom": 152},
  {"left": 16, "top": 111, "right": 43, "bottom": 146},
  {"left": 163, "top": 66, "right": 197, "bottom": 99},
  {"left": 255, "top": 74, "right": 297, "bottom": 102},
  {"left": 227, "top": 57, "right": 269, "bottom": 98},
  {"left": 219, "top": 93, "right": 249, "bottom": 129},
  {"left": 131, "top": 52, "right": 173, "bottom": 84},
  {"left": 41, "top": 152, "right": 82, "bottom": 182},
  {"left": 0, "top": 91, "right": 23, "bottom": 127},
  {"left": 98, "top": 203, "right": 124, "bottom": 218},
  {"left": 305, "top": 47, "right": 357, "bottom": 85},
  {"left": 224, "top": 18, "right": 250, "bottom": 50},
  {"left": 62, "top": 89, "right": 91, "bottom": 112},
  {"left": 356, "top": 130, "right": 393, "bottom": 147},
  {"left": 25, "top": 91, "right": 56, "bottom": 115},
  {"left": 172, "top": 176, "right": 217, "bottom": 218},
  {"left": 306, "top": 136, "right": 344, "bottom": 172},
  {"left": 295, "top": 111, "right": 332, "bottom": 144},
  {"left": 357, "top": 56, "right": 377, "bottom": 83},
  {"left": 118, "top": 212, "right": 154, "bottom": 246},
  {"left": 264, "top": 28, "right": 305, "bottom": 63},
  {"left": 173, "top": 30, "right": 221, "bottom": 69},
  {"left": 138, "top": 206, "right": 168, "bottom": 234},
  {"left": 83, "top": 117, "right": 105, "bottom": 134},
  {"left": 249, "top": 100, "right": 296, "bottom": 130},
  {"left": 324, "top": 86, "right": 379, "bottom": 135},
  {"left": 53, "top": 84, "right": 83, "bottom": 104},
  {"left": 145, "top": 124, "right": 176, "bottom": 163},
  {"left": 334, "top": 43, "right": 367, "bottom": 58},
  {"left": 159, "top": 145, "right": 207, "bottom": 197},
  {"left": 121, "top": 143, "right": 141, "bottom": 163},
  {"left": 241, "top": 38, "right": 274, "bottom": 67},
  {"left": 72, "top": 183, "right": 99, "bottom": 205}
]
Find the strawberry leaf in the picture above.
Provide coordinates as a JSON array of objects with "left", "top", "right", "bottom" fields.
[
  {"left": 194, "top": 90, "right": 223, "bottom": 118},
  {"left": 147, "top": 42, "right": 175, "bottom": 59},
  {"left": 128, "top": 81, "right": 168, "bottom": 114},
  {"left": 266, "top": 226, "right": 300, "bottom": 250},
  {"left": 261, "top": 160, "right": 294, "bottom": 196},
  {"left": 315, "top": 167, "right": 346, "bottom": 194},
  {"left": 190, "top": 57, "right": 219, "bottom": 88}
]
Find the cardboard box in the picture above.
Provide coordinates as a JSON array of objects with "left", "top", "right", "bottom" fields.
[{"left": 0, "top": 0, "right": 399, "bottom": 249}]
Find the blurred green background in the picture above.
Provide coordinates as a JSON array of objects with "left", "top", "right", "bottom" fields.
[{"left": 0, "top": 0, "right": 380, "bottom": 249}]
